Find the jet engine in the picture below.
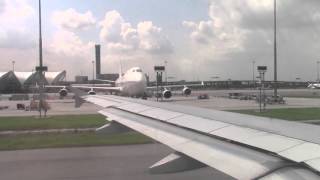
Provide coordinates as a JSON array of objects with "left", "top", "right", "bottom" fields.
[
  {"left": 182, "top": 86, "right": 192, "bottom": 96},
  {"left": 162, "top": 89, "right": 172, "bottom": 99},
  {"left": 58, "top": 88, "right": 68, "bottom": 97},
  {"left": 88, "top": 89, "right": 96, "bottom": 95}
]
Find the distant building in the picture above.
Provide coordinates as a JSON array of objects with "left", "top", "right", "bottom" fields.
[
  {"left": 75, "top": 76, "right": 89, "bottom": 83},
  {"left": 0, "top": 71, "right": 66, "bottom": 93},
  {"left": 97, "top": 74, "right": 119, "bottom": 81},
  {"left": 95, "top": 44, "right": 101, "bottom": 78}
]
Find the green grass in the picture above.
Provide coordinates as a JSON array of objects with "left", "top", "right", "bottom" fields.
[
  {"left": 229, "top": 108, "right": 320, "bottom": 121},
  {"left": 0, "top": 114, "right": 106, "bottom": 131},
  {"left": 0, "top": 132, "right": 152, "bottom": 151}
]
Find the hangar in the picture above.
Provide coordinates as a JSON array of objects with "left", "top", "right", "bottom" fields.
[{"left": 0, "top": 71, "right": 66, "bottom": 93}]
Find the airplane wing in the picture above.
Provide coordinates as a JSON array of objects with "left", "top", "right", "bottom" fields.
[
  {"left": 83, "top": 95, "right": 320, "bottom": 179},
  {"left": 29, "top": 85, "right": 66, "bottom": 90},
  {"left": 71, "top": 85, "right": 121, "bottom": 92},
  {"left": 29, "top": 85, "right": 66, "bottom": 89},
  {"left": 95, "top": 79, "right": 116, "bottom": 83},
  {"left": 147, "top": 81, "right": 204, "bottom": 90},
  {"left": 73, "top": 84, "right": 112, "bottom": 87}
]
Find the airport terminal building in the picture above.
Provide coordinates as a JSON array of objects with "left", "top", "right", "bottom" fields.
[{"left": 0, "top": 71, "right": 66, "bottom": 93}]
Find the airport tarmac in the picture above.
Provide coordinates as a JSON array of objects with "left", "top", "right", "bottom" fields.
[
  {"left": 153, "top": 88, "right": 320, "bottom": 110},
  {"left": 1, "top": 89, "right": 320, "bottom": 180},
  {"left": 2, "top": 89, "right": 320, "bottom": 116},
  {"left": 182, "top": 88, "right": 320, "bottom": 98},
  {"left": 165, "top": 96, "right": 320, "bottom": 110},
  {"left": 0, "top": 144, "right": 232, "bottom": 180}
]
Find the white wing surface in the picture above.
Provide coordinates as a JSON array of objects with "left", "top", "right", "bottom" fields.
[
  {"left": 83, "top": 95, "right": 320, "bottom": 179},
  {"left": 147, "top": 82, "right": 204, "bottom": 90},
  {"left": 72, "top": 85, "right": 121, "bottom": 92}
]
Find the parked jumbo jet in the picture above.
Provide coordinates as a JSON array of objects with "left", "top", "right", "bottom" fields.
[
  {"left": 74, "top": 94, "right": 320, "bottom": 179},
  {"left": 58, "top": 67, "right": 203, "bottom": 99}
]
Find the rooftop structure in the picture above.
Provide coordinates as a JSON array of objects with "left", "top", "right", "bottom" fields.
[{"left": 0, "top": 71, "right": 66, "bottom": 93}]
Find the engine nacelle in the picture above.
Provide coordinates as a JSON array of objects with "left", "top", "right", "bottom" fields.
[
  {"left": 182, "top": 86, "right": 191, "bottom": 96},
  {"left": 162, "top": 89, "right": 172, "bottom": 99},
  {"left": 88, "top": 90, "right": 96, "bottom": 95},
  {"left": 59, "top": 88, "right": 68, "bottom": 97}
]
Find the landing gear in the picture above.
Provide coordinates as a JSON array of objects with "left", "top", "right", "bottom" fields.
[{"left": 142, "top": 92, "right": 148, "bottom": 100}]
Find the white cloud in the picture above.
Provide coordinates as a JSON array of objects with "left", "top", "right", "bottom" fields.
[
  {"left": 246, "top": 0, "right": 274, "bottom": 11},
  {"left": 184, "top": 15, "right": 244, "bottom": 52},
  {"left": 0, "top": 0, "right": 5, "bottom": 13},
  {"left": 49, "top": 30, "right": 94, "bottom": 57},
  {"left": 0, "top": 0, "right": 36, "bottom": 49},
  {"left": 99, "top": 10, "right": 172, "bottom": 54},
  {"left": 181, "top": 0, "right": 320, "bottom": 81},
  {"left": 0, "top": 0, "right": 34, "bottom": 23},
  {"left": 52, "top": 8, "right": 96, "bottom": 30},
  {"left": 182, "top": 0, "right": 282, "bottom": 53},
  {"left": 49, "top": 8, "right": 96, "bottom": 58},
  {"left": 99, "top": 10, "right": 125, "bottom": 42},
  {"left": 137, "top": 21, "right": 172, "bottom": 53}
]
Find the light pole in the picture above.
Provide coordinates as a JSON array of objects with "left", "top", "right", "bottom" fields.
[
  {"left": 273, "top": 0, "right": 278, "bottom": 99},
  {"left": 154, "top": 66, "right": 165, "bottom": 102},
  {"left": 36, "top": 0, "right": 48, "bottom": 118},
  {"left": 164, "top": 60, "right": 168, "bottom": 86},
  {"left": 252, "top": 60, "right": 255, "bottom": 88},
  {"left": 317, "top": 61, "right": 320, "bottom": 82},
  {"left": 258, "top": 66, "right": 267, "bottom": 112},
  {"left": 12, "top": 60, "right": 15, "bottom": 71},
  {"left": 92, "top": 60, "right": 95, "bottom": 81}
]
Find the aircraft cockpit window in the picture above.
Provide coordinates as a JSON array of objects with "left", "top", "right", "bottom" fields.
[{"left": 136, "top": 69, "right": 142, "bottom": 72}]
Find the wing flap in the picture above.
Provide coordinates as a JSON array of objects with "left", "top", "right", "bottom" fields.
[
  {"left": 117, "top": 103, "right": 153, "bottom": 113},
  {"left": 139, "top": 108, "right": 183, "bottom": 121},
  {"left": 305, "top": 158, "right": 320, "bottom": 173},
  {"left": 168, "top": 115, "right": 230, "bottom": 133},
  {"left": 211, "top": 126, "right": 304, "bottom": 152},
  {"left": 149, "top": 152, "right": 206, "bottom": 174}
]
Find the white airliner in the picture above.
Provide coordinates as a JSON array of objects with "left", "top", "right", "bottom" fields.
[{"left": 58, "top": 67, "right": 202, "bottom": 98}]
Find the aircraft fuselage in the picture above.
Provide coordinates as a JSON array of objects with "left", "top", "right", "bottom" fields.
[{"left": 115, "top": 67, "right": 147, "bottom": 97}]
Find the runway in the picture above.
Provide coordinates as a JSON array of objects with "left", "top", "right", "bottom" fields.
[
  {"left": 2, "top": 89, "right": 320, "bottom": 117},
  {"left": 0, "top": 144, "right": 233, "bottom": 180}
]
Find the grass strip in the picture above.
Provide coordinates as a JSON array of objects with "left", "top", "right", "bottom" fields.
[
  {"left": 0, "top": 114, "right": 106, "bottom": 131},
  {"left": 0, "top": 132, "right": 152, "bottom": 151},
  {"left": 229, "top": 108, "right": 320, "bottom": 121}
]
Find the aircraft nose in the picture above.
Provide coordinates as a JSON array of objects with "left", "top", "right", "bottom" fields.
[{"left": 136, "top": 73, "right": 145, "bottom": 81}]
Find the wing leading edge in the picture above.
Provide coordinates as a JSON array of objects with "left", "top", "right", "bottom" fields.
[{"left": 83, "top": 95, "right": 320, "bottom": 179}]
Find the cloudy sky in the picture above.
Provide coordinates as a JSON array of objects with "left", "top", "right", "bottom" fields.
[{"left": 1, "top": 0, "right": 320, "bottom": 81}]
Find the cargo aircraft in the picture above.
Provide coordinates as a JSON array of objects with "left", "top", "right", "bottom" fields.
[{"left": 57, "top": 67, "right": 203, "bottom": 99}]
